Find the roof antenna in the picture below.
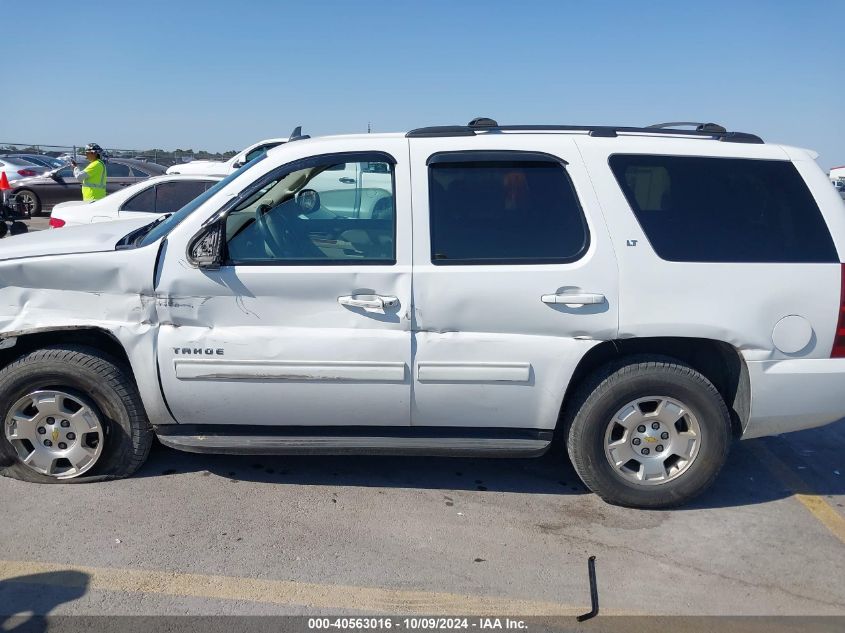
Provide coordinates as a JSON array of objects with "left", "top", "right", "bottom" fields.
[
  {"left": 289, "top": 126, "right": 310, "bottom": 142},
  {"left": 367, "top": 122, "right": 372, "bottom": 134}
]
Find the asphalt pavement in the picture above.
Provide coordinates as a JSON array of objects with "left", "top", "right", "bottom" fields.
[
  {"left": 22, "top": 215, "right": 50, "bottom": 232},
  {"left": 1, "top": 420, "right": 843, "bottom": 620}
]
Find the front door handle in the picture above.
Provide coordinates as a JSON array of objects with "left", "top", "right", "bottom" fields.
[
  {"left": 541, "top": 292, "right": 606, "bottom": 306},
  {"left": 338, "top": 294, "right": 399, "bottom": 312},
  {"left": 338, "top": 177, "right": 355, "bottom": 184}
]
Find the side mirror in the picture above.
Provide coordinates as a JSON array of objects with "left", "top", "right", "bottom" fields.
[
  {"left": 187, "top": 221, "right": 225, "bottom": 269},
  {"left": 232, "top": 160, "right": 244, "bottom": 169}
]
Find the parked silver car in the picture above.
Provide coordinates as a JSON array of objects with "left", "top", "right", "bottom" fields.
[
  {"left": 0, "top": 156, "right": 48, "bottom": 184},
  {"left": 5, "top": 154, "right": 64, "bottom": 170}
]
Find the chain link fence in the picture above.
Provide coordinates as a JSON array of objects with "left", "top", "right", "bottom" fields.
[{"left": 0, "top": 142, "right": 237, "bottom": 168}]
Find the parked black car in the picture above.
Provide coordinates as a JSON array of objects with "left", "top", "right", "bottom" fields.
[{"left": 10, "top": 158, "right": 166, "bottom": 216}]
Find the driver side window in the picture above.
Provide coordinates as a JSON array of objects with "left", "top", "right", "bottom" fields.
[{"left": 224, "top": 154, "right": 396, "bottom": 265}]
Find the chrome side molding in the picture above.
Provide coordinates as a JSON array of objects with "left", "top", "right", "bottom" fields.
[{"left": 156, "top": 433, "right": 551, "bottom": 457}]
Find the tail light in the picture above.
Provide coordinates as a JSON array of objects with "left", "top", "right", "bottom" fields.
[
  {"left": 831, "top": 263, "right": 845, "bottom": 357},
  {"left": 48, "top": 217, "right": 66, "bottom": 228},
  {"left": 16, "top": 169, "right": 37, "bottom": 177}
]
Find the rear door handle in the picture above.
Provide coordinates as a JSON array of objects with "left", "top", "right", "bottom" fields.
[
  {"left": 541, "top": 292, "right": 606, "bottom": 306},
  {"left": 338, "top": 294, "right": 399, "bottom": 313}
]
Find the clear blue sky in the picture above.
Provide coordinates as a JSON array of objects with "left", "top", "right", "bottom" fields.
[{"left": 4, "top": 0, "right": 844, "bottom": 168}]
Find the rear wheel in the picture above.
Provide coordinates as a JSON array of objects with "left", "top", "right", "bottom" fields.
[
  {"left": 566, "top": 357, "right": 731, "bottom": 508},
  {"left": 14, "top": 189, "right": 41, "bottom": 217},
  {"left": 0, "top": 346, "right": 152, "bottom": 483}
]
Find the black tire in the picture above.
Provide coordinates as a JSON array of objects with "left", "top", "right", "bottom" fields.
[
  {"left": 0, "top": 345, "right": 152, "bottom": 483},
  {"left": 565, "top": 356, "right": 731, "bottom": 509},
  {"left": 9, "top": 221, "right": 27, "bottom": 235},
  {"left": 14, "top": 189, "right": 41, "bottom": 217},
  {"left": 0, "top": 222, "right": 7, "bottom": 238}
]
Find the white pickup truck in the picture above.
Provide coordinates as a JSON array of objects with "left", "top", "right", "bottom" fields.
[{"left": 2, "top": 120, "right": 845, "bottom": 508}]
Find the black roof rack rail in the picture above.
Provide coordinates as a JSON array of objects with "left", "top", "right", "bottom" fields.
[
  {"left": 406, "top": 125, "right": 477, "bottom": 138},
  {"left": 406, "top": 118, "right": 763, "bottom": 144},
  {"left": 647, "top": 121, "right": 727, "bottom": 133},
  {"left": 468, "top": 117, "right": 498, "bottom": 128}
]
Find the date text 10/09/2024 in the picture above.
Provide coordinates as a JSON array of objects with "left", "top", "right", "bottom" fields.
[{"left": 308, "top": 618, "right": 528, "bottom": 630}]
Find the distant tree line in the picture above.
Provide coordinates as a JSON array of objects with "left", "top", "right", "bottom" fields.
[{"left": 0, "top": 144, "right": 238, "bottom": 167}]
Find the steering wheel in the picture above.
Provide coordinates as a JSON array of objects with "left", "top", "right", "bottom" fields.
[{"left": 254, "top": 203, "right": 288, "bottom": 257}]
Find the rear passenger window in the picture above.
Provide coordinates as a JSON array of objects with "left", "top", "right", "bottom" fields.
[
  {"left": 609, "top": 155, "right": 838, "bottom": 263},
  {"left": 154, "top": 181, "right": 212, "bottom": 214},
  {"left": 428, "top": 153, "right": 589, "bottom": 264},
  {"left": 122, "top": 185, "right": 156, "bottom": 212}
]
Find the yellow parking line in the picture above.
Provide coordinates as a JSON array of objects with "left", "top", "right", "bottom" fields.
[
  {"left": 752, "top": 444, "right": 845, "bottom": 545},
  {"left": 0, "top": 559, "right": 610, "bottom": 616}
]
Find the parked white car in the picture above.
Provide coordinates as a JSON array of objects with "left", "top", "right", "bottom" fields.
[
  {"left": 2, "top": 119, "right": 845, "bottom": 509},
  {"left": 166, "top": 138, "right": 288, "bottom": 176},
  {"left": 49, "top": 174, "right": 223, "bottom": 227}
]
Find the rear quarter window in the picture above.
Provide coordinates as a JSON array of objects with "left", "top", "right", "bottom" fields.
[
  {"left": 106, "top": 162, "right": 131, "bottom": 177},
  {"left": 609, "top": 155, "right": 838, "bottom": 263}
]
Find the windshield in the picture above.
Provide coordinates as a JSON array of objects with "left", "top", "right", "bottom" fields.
[{"left": 137, "top": 154, "right": 268, "bottom": 247}]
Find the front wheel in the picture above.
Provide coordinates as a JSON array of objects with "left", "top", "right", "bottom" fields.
[
  {"left": 566, "top": 357, "right": 731, "bottom": 508},
  {"left": 0, "top": 346, "right": 152, "bottom": 483}
]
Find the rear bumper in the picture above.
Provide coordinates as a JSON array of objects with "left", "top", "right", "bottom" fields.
[{"left": 743, "top": 358, "right": 845, "bottom": 439}]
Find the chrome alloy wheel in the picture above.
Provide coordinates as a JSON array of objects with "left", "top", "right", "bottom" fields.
[
  {"left": 603, "top": 396, "right": 702, "bottom": 486},
  {"left": 14, "top": 191, "right": 37, "bottom": 215},
  {"left": 4, "top": 390, "right": 104, "bottom": 479}
]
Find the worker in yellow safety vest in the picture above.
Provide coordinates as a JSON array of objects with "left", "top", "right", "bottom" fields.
[{"left": 71, "top": 143, "right": 108, "bottom": 201}]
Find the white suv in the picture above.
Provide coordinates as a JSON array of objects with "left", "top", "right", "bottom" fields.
[{"left": 1, "top": 119, "right": 844, "bottom": 508}]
